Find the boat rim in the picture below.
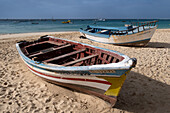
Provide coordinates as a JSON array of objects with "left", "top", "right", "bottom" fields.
[
  {"left": 80, "top": 25, "right": 157, "bottom": 37},
  {"left": 16, "top": 36, "right": 135, "bottom": 71}
]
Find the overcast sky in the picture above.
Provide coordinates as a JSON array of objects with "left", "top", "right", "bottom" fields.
[{"left": 0, "top": 0, "right": 170, "bottom": 19}]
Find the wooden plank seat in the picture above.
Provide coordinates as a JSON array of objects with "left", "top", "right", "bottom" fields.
[
  {"left": 48, "top": 41, "right": 67, "bottom": 46},
  {"left": 29, "top": 44, "right": 72, "bottom": 58},
  {"left": 25, "top": 41, "right": 66, "bottom": 48},
  {"left": 43, "top": 49, "right": 86, "bottom": 63},
  {"left": 63, "top": 54, "right": 98, "bottom": 66}
]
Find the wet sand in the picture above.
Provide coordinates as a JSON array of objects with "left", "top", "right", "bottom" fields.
[{"left": 0, "top": 30, "right": 169, "bottom": 113}]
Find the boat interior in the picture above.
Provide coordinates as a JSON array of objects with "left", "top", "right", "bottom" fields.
[{"left": 20, "top": 37, "right": 124, "bottom": 66}]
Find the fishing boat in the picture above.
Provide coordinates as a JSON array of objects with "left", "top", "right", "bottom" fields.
[
  {"left": 16, "top": 35, "right": 137, "bottom": 106},
  {"left": 31, "top": 22, "right": 39, "bottom": 24},
  {"left": 96, "top": 18, "right": 106, "bottom": 21},
  {"left": 62, "top": 20, "right": 71, "bottom": 24},
  {"left": 80, "top": 20, "right": 158, "bottom": 46}
]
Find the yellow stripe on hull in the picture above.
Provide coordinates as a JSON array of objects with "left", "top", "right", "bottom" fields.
[{"left": 97, "top": 70, "right": 131, "bottom": 97}]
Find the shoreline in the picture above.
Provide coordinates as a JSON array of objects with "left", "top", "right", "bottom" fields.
[
  {"left": 1, "top": 29, "right": 170, "bottom": 40},
  {"left": 0, "top": 31, "right": 78, "bottom": 39},
  {"left": 0, "top": 30, "right": 169, "bottom": 113}
]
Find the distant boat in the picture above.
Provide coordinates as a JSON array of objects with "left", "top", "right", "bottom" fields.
[
  {"left": 19, "top": 20, "right": 29, "bottom": 22},
  {"left": 98, "top": 18, "right": 106, "bottom": 21},
  {"left": 52, "top": 19, "right": 56, "bottom": 21},
  {"left": 31, "top": 22, "right": 39, "bottom": 24},
  {"left": 94, "top": 18, "right": 106, "bottom": 22},
  {"left": 80, "top": 20, "right": 158, "bottom": 46},
  {"left": 62, "top": 20, "right": 72, "bottom": 24},
  {"left": 16, "top": 35, "right": 137, "bottom": 106}
]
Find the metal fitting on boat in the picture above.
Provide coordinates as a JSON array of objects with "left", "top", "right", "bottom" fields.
[
  {"left": 35, "top": 61, "right": 42, "bottom": 64},
  {"left": 40, "top": 35, "right": 48, "bottom": 39},
  {"left": 131, "top": 58, "right": 137, "bottom": 67},
  {"left": 17, "top": 40, "right": 27, "bottom": 43}
]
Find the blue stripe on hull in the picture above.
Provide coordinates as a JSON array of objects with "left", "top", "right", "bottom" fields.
[
  {"left": 88, "top": 25, "right": 128, "bottom": 31},
  {"left": 91, "top": 69, "right": 129, "bottom": 76},
  {"left": 23, "top": 58, "right": 128, "bottom": 77},
  {"left": 80, "top": 29, "right": 110, "bottom": 38}
]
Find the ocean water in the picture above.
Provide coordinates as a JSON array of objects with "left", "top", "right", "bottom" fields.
[{"left": 0, "top": 19, "right": 170, "bottom": 34}]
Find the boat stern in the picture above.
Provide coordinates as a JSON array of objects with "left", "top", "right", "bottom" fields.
[{"left": 79, "top": 28, "right": 87, "bottom": 38}]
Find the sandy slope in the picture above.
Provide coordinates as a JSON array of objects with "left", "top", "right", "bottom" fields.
[{"left": 0, "top": 30, "right": 169, "bottom": 113}]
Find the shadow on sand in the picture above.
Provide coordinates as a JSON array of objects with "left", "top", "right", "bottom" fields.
[
  {"left": 146, "top": 42, "right": 170, "bottom": 48},
  {"left": 112, "top": 42, "right": 170, "bottom": 49},
  {"left": 115, "top": 71, "right": 170, "bottom": 113}
]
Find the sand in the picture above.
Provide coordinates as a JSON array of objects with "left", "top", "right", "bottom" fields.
[{"left": 0, "top": 30, "right": 169, "bottom": 113}]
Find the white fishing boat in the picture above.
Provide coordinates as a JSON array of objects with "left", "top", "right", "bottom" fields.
[
  {"left": 16, "top": 35, "right": 137, "bottom": 106},
  {"left": 80, "top": 21, "right": 158, "bottom": 46}
]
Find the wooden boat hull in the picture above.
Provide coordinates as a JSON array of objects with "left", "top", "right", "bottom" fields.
[
  {"left": 41, "top": 78, "right": 117, "bottom": 106},
  {"left": 16, "top": 36, "right": 137, "bottom": 106},
  {"left": 80, "top": 25, "right": 157, "bottom": 47},
  {"left": 25, "top": 60, "right": 129, "bottom": 106}
]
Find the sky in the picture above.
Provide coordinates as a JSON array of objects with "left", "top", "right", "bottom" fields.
[{"left": 0, "top": 0, "right": 170, "bottom": 19}]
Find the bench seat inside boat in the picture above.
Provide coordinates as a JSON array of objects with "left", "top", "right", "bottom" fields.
[{"left": 22, "top": 37, "right": 124, "bottom": 66}]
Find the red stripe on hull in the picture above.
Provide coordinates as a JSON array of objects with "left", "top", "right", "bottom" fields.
[{"left": 27, "top": 65, "right": 112, "bottom": 85}]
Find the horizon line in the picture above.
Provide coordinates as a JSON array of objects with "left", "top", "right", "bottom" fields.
[{"left": 0, "top": 18, "right": 169, "bottom": 20}]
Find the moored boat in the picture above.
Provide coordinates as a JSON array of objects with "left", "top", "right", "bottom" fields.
[
  {"left": 62, "top": 20, "right": 71, "bottom": 24},
  {"left": 16, "top": 35, "right": 137, "bottom": 106},
  {"left": 80, "top": 20, "right": 158, "bottom": 46}
]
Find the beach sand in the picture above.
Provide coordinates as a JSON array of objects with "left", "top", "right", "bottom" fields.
[{"left": 0, "top": 30, "right": 169, "bottom": 113}]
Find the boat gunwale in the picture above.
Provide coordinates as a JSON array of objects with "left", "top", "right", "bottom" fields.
[
  {"left": 80, "top": 25, "right": 157, "bottom": 38},
  {"left": 88, "top": 20, "right": 158, "bottom": 32},
  {"left": 16, "top": 36, "right": 133, "bottom": 72},
  {"left": 88, "top": 25, "right": 128, "bottom": 31}
]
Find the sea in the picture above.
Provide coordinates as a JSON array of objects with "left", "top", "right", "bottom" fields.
[{"left": 0, "top": 19, "right": 170, "bottom": 34}]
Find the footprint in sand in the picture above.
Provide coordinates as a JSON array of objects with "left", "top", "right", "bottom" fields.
[{"left": 0, "top": 88, "right": 6, "bottom": 97}]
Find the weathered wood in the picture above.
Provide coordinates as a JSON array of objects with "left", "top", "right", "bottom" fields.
[
  {"left": 90, "top": 57, "right": 97, "bottom": 65},
  {"left": 63, "top": 54, "right": 98, "bottom": 66},
  {"left": 101, "top": 54, "right": 108, "bottom": 64},
  {"left": 25, "top": 41, "right": 47, "bottom": 48},
  {"left": 29, "top": 44, "right": 72, "bottom": 58},
  {"left": 43, "top": 49, "right": 86, "bottom": 63},
  {"left": 20, "top": 36, "right": 126, "bottom": 66},
  {"left": 72, "top": 62, "right": 84, "bottom": 66},
  {"left": 112, "top": 58, "right": 118, "bottom": 63},
  {"left": 107, "top": 56, "right": 113, "bottom": 63},
  {"left": 25, "top": 41, "right": 65, "bottom": 49},
  {"left": 29, "top": 47, "right": 55, "bottom": 57},
  {"left": 98, "top": 56, "right": 110, "bottom": 64}
]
